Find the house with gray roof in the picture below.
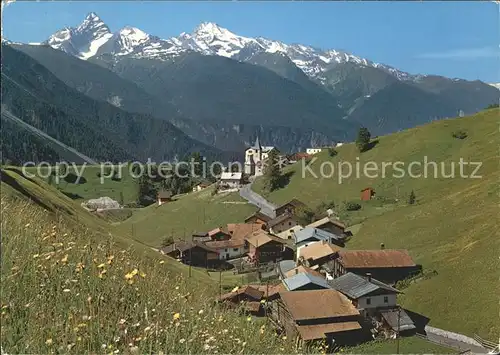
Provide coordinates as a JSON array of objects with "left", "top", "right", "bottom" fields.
[
  {"left": 277, "top": 260, "right": 297, "bottom": 279},
  {"left": 379, "top": 308, "right": 416, "bottom": 333},
  {"left": 282, "top": 272, "right": 332, "bottom": 291},
  {"left": 294, "top": 227, "right": 342, "bottom": 257},
  {"left": 328, "top": 272, "right": 400, "bottom": 314}
]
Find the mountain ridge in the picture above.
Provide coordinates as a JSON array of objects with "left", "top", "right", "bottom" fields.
[
  {"left": 8, "top": 12, "right": 498, "bottom": 155},
  {"left": 43, "top": 12, "right": 415, "bottom": 85}
]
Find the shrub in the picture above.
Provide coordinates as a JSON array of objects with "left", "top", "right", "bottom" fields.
[
  {"left": 63, "top": 173, "right": 87, "bottom": 184},
  {"left": 344, "top": 201, "right": 361, "bottom": 211},
  {"left": 161, "top": 236, "right": 175, "bottom": 248},
  {"left": 111, "top": 172, "right": 122, "bottom": 181},
  {"left": 408, "top": 190, "right": 416, "bottom": 205},
  {"left": 356, "top": 127, "right": 371, "bottom": 152},
  {"left": 452, "top": 130, "right": 467, "bottom": 139},
  {"left": 328, "top": 148, "right": 338, "bottom": 157},
  {"left": 295, "top": 206, "right": 316, "bottom": 226}
]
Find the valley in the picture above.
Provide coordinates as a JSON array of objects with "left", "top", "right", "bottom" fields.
[{"left": 2, "top": 11, "right": 498, "bottom": 161}]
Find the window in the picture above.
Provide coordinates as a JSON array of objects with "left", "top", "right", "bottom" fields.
[
  {"left": 233, "top": 248, "right": 239, "bottom": 252},
  {"left": 288, "top": 221, "right": 292, "bottom": 226},
  {"left": 384, "top": 296, "right": 389, "bottom": 303},
  {"left": 224, "top": 248, "right": 228, "bottom": 252},
  {"left": 366, "top": 298, "right": 371, "bottom": 305}
]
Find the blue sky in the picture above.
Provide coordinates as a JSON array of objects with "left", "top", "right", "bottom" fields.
[{"left": 3, "top": 1, "right": 499, "bottom": 82}]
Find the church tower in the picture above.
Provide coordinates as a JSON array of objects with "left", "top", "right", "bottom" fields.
[{"left": 244, "top": 136, "right": 262, "bottom": 175}]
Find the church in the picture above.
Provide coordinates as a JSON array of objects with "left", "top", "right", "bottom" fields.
[{"left": 244, "top": 137, "right": 279, "bottom": 177}]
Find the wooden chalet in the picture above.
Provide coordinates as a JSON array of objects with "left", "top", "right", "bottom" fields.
[
  {"left": 160, "top": 241, "right": 219, "bottom": 267},
  {"left": 329, "top": 249, "right": 421, "bottom": 284},
  {"left": 360, "top": 188, "right": 375, "bottom": 201},
  {"left": 246, "top": 230, "right": 292, "bottom": 263},
  {"left": 157, "top": 190, "right": 173, "bottom": 206},
  {"left": 244, "top": 211, "right": 272, "bottom": 227},
  {"left": 218, "top": 286, "right": 265, "bottom": 316},
  {"left": 271, "top": 289, "right": 363, "bottom": 346},
  {"left": 274, "top": 199, "right": 307, "bottom": 217},
  {"left": 307, "top": 216, "right": 348, "bottom": 240},
  {"left": 298, "top": 240, "right": 342, "bottom": 268}
]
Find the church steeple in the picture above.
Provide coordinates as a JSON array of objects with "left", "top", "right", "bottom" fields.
[{"left": 253, "top": 136, "right": 261, "bottom": 150}]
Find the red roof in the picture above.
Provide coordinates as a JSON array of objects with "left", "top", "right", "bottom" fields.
[{"left": 338, "top": 250, "right": 416, "bottom": 268}]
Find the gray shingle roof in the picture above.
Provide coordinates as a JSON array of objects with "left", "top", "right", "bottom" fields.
[
  {"left": 282, "top": 272, "right": 331, "bottom": 291},
  {"left": 277, "top": 260, "right": 296, "bottom": 275},
  {"left": 268, "top": 212, "right": 295, "bottom": 228},
  {"left": 380, "top": 308, "right": 416, "bottom": 331},
  {"left": 294, "top": 226, "right": 341, "bottom": 244},
  {"left": 327, "top": 272, "right": 400, "bottom": 299}
]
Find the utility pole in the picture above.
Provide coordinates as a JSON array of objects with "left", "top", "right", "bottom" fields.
[
  {"left": 187, "top": 229, "right": 192, "bottom": 278},
  {"left": 264, "top": 278, "right": 270, "bottom": 317},
  {"left": 396, "top": 306, "right": 401, "bottom": 354},
  {"left": 219, "top": 268, "right": 222, "bottom": 299}
]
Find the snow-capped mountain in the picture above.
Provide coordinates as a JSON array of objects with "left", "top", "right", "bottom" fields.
[
  {"left": 42, "top": 12, "right": 412, "bottom": 83},
  {"left": 173, "top": 22, "right": 413, "bottom": 82},
  {"left": 45, "top": 12, "right": 113, "bottom": 59},
  {"left": 488, "top": 83, "right": 500, "bottom": 90},
  {"left": 94, "top": 26, "right": 185, "bottom": 59}
]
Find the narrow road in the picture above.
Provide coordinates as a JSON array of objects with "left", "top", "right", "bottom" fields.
[
  {"left": 239, "top": 179, "right": 277, "bottom": 218},
  {"left": 421, "top": 326, "right": 489, "bottom": 354}
]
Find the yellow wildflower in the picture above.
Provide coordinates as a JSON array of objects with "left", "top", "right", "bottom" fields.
[
  {"left": 107, "top": 255, "right": 114, "bottom": 264},
  {"left": 33, "top": 254, "right": 40, "bottom": 259},
  {"left": 159, "top": 260, "right": 165, "bottom": 264},
  {"left": 75, "top": 262, "right": 85, "bottom": 272},
  {"left": 131, "top": 269, "right": 138, "bottom": 276},
  {"left": 173, "top": 313, "right": 180, "bottom": 320},
  {"left": 246, "top": 316, "right": 252, "bottom": 322},
  {"left": 63, "top": 289, "right": 71, "bottom": 293},
  {"left": 231, "top": 286, "right": 239, "bottom": 292},
  {"left": 61, "top": 254, "right": 69, "bottom": 264},
  {"left": 97, "top": 263, "right": 106, "bottom": 269},
  {"left": 45, "top": 338, "right": 53, "bottom": 346},
  {"left": 125, "top": 272, "right": 134, "bottom": 280}
]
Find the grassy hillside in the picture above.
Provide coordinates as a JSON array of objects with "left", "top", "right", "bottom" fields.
[
  {"left": 0, "top": 168, "right": 250, "bottom": 286},
  {"left": 114, "top": 187, "right": 257, "bottom": 247},
  {"left": 254, "top": 108, "right": 499, "bottom": 339},
  {"left": 1, "top": 173, "right": 310, "bottom": 354},
  {"left": 345, "top": 336, "right": 453, "bottom": 354},
  {"left": 23, "top": 165, "right": 140, "bottom": 206}
]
